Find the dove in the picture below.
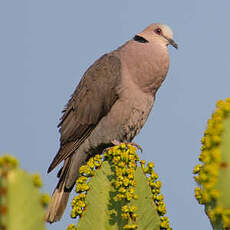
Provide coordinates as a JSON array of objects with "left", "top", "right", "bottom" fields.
[{"left": 46, "top": 23, "right": 177, "bottom": 223}]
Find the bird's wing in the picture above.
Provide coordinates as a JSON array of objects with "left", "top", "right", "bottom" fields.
[{"left": 47, "top": 53, "right": 121, "bottom": 173}]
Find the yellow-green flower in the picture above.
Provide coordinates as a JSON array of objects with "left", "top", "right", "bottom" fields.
[
  {"left": 32, "top": 173, "right": 43, "bottom": 188},
  {"left": 0, "top": 154, "right": 19, "bottom": 168},
  {"left": 40, "top": 193, "right": 50, "bottom": 207}
]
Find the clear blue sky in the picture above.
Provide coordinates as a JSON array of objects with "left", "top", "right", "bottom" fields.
[{"left": 1, "top": 1, "right": 230, "bottom": 229}]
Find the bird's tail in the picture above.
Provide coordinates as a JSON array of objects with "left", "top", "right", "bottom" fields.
[
  {"left": 45, "top": 150, "right": 89, "bottom": 223},
  {"left": 45, "top": 183, "right": 70, "bottom": 223},
  {"left": 45, "top": 158, "right": 72, "bottom": 223}
]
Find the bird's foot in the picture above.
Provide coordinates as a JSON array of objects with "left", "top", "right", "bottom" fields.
[
  {"left": 111, "top": 140, "right": 143, "bottom": 152},
  {"left": 127, "top": 142, "right": 143, "bottom": 152},
  {"left": 103, "top": 140, "right": 143, "bottom": 154},
  {"left": 111, "top": 140, "right": 121, "bottom": 146}
]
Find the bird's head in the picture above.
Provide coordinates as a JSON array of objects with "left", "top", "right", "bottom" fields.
[{"left": 135, "top": 23, "right": 178, "bottom": 49}]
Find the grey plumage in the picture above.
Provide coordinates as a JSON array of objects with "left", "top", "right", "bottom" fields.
[{"left": 46, "top": 23, "right": 177, "bottom": 223}]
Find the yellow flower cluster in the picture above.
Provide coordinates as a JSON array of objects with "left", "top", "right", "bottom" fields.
[
  {"left": 208, "top": 207, "right": 230, "bottom": 228},
  {"left": 141, "top": 161, "right": 171, "bottom": 229},
  {"left": 104, "top": 143, "right": 139, "bottom": 229},
  {"left": 123, "top": 223, "right": 138, "bottom": 229},
  {"left": 71, "top": 155, "right": 102, "bottom": 219},
  {"left": 0, "top": 154, "right": 18, "bottom": 169},
  {"left": 40, "top": 193, "right": 50, "bottom": 207},
  {"left": 194, "top": 98, "right": 230, "bottom": 228},
  {"left": 66, "top": 223, "right": 78, "bottom": 230},
  {"left": 160, "top": 217, "right": 171, "bottom": 229},
  {"left": 71, "top": 194, "right": 86, "bottom": 218},
  {"left": 32, "top": 173, "right": 43, "bottom": 188},
  {"left": 122, "top": 205, "right": 137, "bottom": 229}
]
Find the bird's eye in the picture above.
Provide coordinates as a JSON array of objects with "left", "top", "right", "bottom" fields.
[{"left": 154, "top": 28, "right": 162, "bottom": 35}]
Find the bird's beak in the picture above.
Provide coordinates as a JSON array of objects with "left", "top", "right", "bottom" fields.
[{"left": 168, "top": 38, "right": 178, "bottom": 49}]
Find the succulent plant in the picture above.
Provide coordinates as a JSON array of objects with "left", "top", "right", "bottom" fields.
[
  {"left": 194, "top": 98, "right": 230, "bottom": 230},
  {"left": 68, "top": 144, "right": 171, "bottom": 230},
  {"left": 0, "top": 155, "right": 49, "bottom": 230}
]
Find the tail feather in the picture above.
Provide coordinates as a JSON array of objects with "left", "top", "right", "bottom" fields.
[
  {"left": 45, "top": 183, "right": 70, "bottom": 223},
  {"left": 45, "top": 150, "right": 88, "bottom": 223},
  {"left": 45, "top": 157, "right": 72, "bottom": 223}
]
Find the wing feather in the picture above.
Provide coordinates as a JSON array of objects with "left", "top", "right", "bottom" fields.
[{"left": 48, "top": 53, "right": 121, "bottom": 173}]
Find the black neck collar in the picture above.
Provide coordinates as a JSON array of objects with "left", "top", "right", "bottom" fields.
[{"left": 133, "top": 35, "right": 149, "bottom": 43}]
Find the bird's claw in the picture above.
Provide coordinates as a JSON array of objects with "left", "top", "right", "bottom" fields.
[
  {"left": 103, "top": 140, "right": 143, "bottom": 154},
  {"left": 128, "top": 142, "right": 143, "bottom": 152},
  {"left": 111, "top": 140, "right": 143, "bottom": 152}
]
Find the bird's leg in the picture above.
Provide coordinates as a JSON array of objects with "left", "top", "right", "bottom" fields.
[{"left": 111, "top": 140, "right": 121, "bottom": 146}]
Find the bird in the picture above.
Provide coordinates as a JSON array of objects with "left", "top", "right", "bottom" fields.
[{"left": 45, "top": 23, "right": 177, "bottom": 223}]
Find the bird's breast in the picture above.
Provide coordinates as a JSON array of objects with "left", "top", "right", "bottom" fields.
[{"left": 117, "top": 89, "right": 155, "bottom": 142}]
